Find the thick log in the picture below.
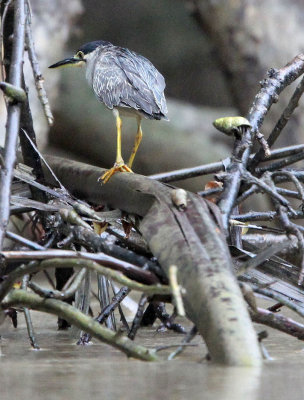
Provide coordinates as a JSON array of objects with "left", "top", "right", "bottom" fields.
[{"left": 45, "top": 155, "right": 261, "bottom": 366}]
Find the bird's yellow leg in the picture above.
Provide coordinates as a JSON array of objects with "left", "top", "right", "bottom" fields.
[
  {"left": 128, "top": 120, "right": 143, "bottom": 169},
  {"left": 101, "top": 112, "right": 132, "bottom": 184},
  {"left": 114, "top": 113, "right": 123, "bottom": 164}
]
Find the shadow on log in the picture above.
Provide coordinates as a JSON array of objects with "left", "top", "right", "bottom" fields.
[{"left": 45, "top": 155, "right": 261, "bottom": 366}]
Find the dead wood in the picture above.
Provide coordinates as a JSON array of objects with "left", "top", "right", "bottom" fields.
[{"left": 43, "top": 155, "right": 261, "bottom": 366}]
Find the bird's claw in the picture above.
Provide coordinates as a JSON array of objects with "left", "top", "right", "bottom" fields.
[{"left": 100, "top": 162, "right": 133, "bottom": 184}]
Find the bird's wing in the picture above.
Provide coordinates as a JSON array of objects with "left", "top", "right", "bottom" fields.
[
  {"left": 116, "top": 48, "right": 168, "bottom": 116},
  {"left": 92, "top": 51, "right": 127, "bottom": 110},
  {"left": 92, "top": 47, "right": 167, "bottom": 118}
]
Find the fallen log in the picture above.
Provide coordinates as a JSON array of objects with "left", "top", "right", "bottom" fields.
[{"left": 44, "top": 155, "right": 261, "bottom": 366}]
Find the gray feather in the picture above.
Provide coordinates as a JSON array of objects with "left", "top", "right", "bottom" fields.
[{"left": 89, "top": 45, "right": 168, "bottom": 119}]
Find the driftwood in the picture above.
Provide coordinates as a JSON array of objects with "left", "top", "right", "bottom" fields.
[{"left": 42, "top": 155, "right": 261, "bottom": 366}]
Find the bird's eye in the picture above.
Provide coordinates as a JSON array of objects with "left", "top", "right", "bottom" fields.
[{"left": 76, "top": 51, "right": 84, "bottom": 60}]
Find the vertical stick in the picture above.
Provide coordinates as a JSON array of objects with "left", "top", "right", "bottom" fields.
[{"left": 0, "top": 0, "right": 26, "bottom": 253}]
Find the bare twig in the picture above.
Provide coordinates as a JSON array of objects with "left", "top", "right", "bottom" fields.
[
  {"left": 252, "top": 285, "right": 304, "bottom": 318},
  {"left": 97, "top": 274, "right": 116, "bottom": 330},
  {"left": 155, "top": 303, "right": 186, "bottom": 334},
  {"left": 75, "top": 269, "right": 91, "bottom": 338},
  {"left": 231, "top": 209, "right": 304, "bottom": 223},
  {"left": 0, "top": 0, "right": 13, "bottom": 81},
  {"left": 58, "top": 224, "right": 166, "bottom": 281},
  {"left": 237, "top": 185, "right": 304, "bottom": 205},
  {"left": 272, "top": 171, "right": 304, "bottom": 203},
  {"left": 218, "top": 54, "right": 304, "bottom": 233},
  {"left": 25, "top": 0, "right": 53, "bottom": 126},
  {"left": 168, "top": 325, "right": 198, "bottom": 360},
  {"left": 78, "top": 286, "right": 130, "bottom": 345},
  {"left": 217, "top": 129, "right": 253, "bottom": 233},
  {"left": 241, "top": 170, "right": 291, "bottom": 208},
  {"left": 250, "top": 307, "right": 304, "bottom": 340},
  {"left": 0, "top": 0, "right": 26, "bottom": 252},
  {"left": 1, "top": 289, "right": 158, "bottom": 361},
  {"left": 128, "top": 294, "right": 148, "bottom": 340},
  {"left": 149, "top": 144, "right": 304, "bottom": 185},
  {"left": 1, "top": 249, "right": 160, "bottom": 284},
  {"left": 263, "top": 173, "right": 304, "bottom": 284},
  {"left": 149, "top": 160, "right": 226, "bottom": 182},
  {"left": 21, "top": 129, "right": 65, "bottom": 190},
  {"left": 255, "top": 131, "right": 270, "bottom": 157},
  {"left": 5, "top": 230, "right": 46, "bottom": 250},
  {"left": 256, "top": 151, "right": 304, "bottom": 174},
  {"left": 250, "top": 73, "right": 304, "bottom": 169},
  {"left": 110, "top": 282, "right": 130, "bottom": 332},
  {"left": 21, "top": 275, "right": 39, "bottom": 349},
  {"left": 0, "top": 258, "right": 171, "bottom": 302},
  {"left": 28, "top": 268, "right": 87, "bottom": 300},
  {"left": 168, "top": 265, "right": 185, "bottom": 317},
  {"left": 156, "top": 343, "right": 197, "bottom": 352}
]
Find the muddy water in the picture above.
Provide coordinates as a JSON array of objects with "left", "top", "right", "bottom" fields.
[{"left": 1, "top": 309, "right": 304, "bottom": 400}]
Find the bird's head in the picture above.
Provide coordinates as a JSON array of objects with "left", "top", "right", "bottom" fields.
[{"left": 49, "top": 40, "right": 111, "bottom": 69}]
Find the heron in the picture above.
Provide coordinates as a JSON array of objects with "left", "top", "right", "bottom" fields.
[{"left": 49, "top": 40, "right": 168, "bottom": 183}]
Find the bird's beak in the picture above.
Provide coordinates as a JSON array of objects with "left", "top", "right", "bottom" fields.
[{"left": 49, "top": 57, "right": 85, "bottom": 69}]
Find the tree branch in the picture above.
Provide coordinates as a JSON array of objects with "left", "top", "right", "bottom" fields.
[
  {"left": 0, "top": 0, "right": 26, "bottom": 252},
  {"left": 1, "top": 289, "right": 158, "bottom": 361}
]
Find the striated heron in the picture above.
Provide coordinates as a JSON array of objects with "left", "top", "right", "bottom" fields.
[{"left": 49, "top": 40, "right": 168, "bottom": 183}]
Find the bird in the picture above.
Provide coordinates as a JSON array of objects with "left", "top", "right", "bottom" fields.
[{"left": 49, "top": 40, "right": 168, "bottom": 183}]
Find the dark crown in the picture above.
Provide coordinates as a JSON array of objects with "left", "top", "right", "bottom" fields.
[{"left": 77, "top": 40, "right": 112, "bottom": 55}]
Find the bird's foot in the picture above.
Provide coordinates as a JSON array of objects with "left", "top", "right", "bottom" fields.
[{"left": 100, "top": 162, "right": 133, "bottom": 184}]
